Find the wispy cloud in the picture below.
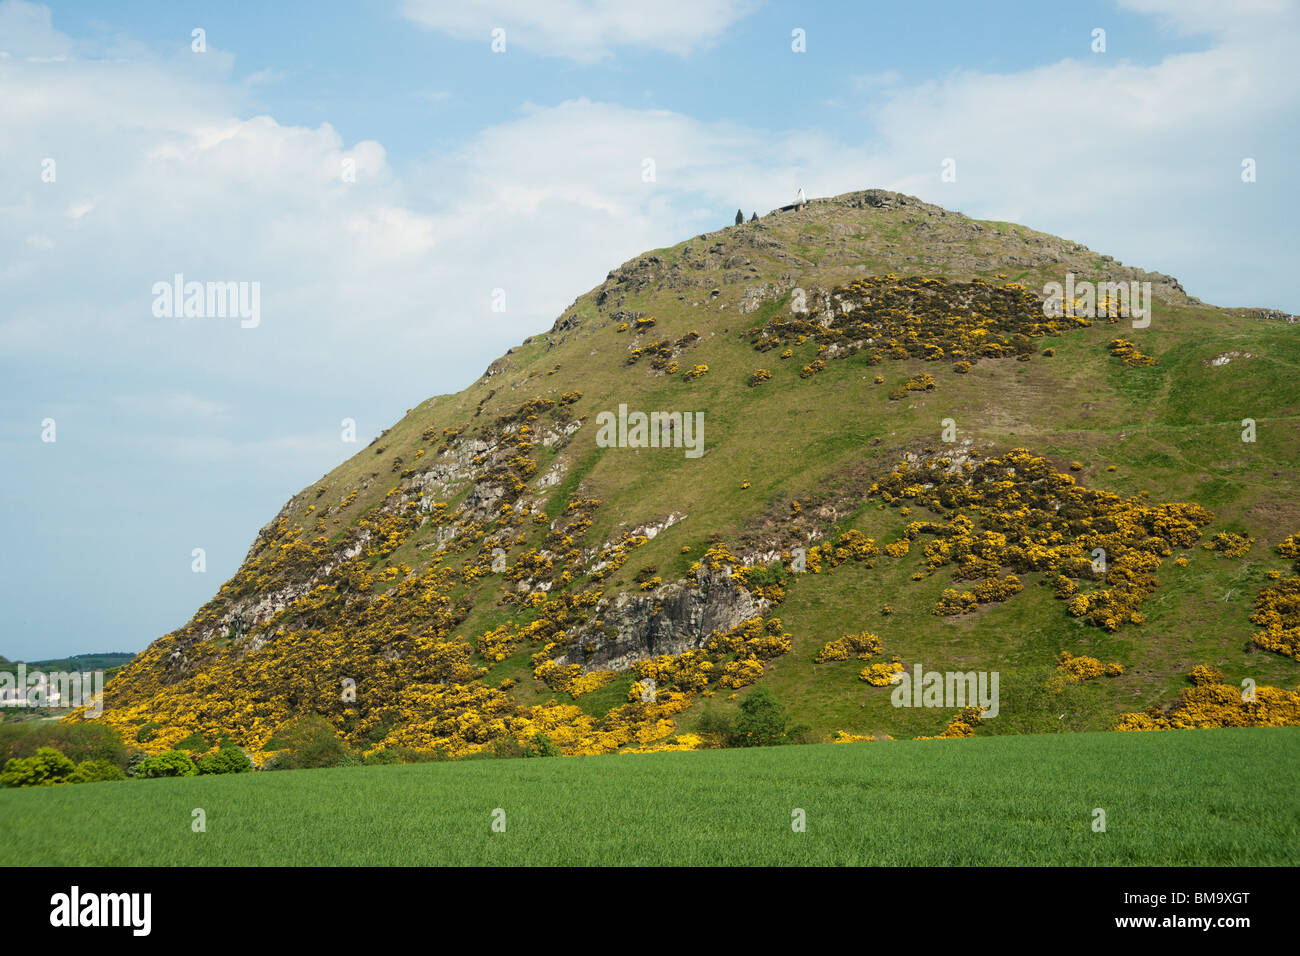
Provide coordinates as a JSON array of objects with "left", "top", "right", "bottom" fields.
[{"left": 400, "top": 0, "right": 762, "bottom": 61}]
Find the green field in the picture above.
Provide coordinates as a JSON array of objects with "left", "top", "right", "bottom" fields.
[{"left": 2, "top": 728, "right": 1295, "bottom": 866}]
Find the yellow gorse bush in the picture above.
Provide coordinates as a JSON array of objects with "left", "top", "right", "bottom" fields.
[
  {"left": 1107, "top": 338, "right": 1157, "bottom": 367},
  {"left": 1250, "top": 537, "right": 1300, "bottom": 660},
  {"left": 749, "top": 276, "right": 1081, "bottom": 394},
  {"left": 1116, "top": 667, "right": 1300, "bottom": 730},
  {"left": 1055, "top": 651, "right": 1123, "bottom": 683},
  {"left": 815, "top": 631, "right": 881, "bottom": 663},
  {"left": 859, "top": 661, "right": 904, "bottom": 686},
  {"left": 1203, "top": 531, "right": 1254, "bottom": 558},
  {"left": 870, "top": 449, "right": 1212, "bottom": 632},
  {"left": 682, "top": 363, "right": 709, "bottom": 381},
  {"left": 918, "top": 707, "right": 986, "bottom": 739}
]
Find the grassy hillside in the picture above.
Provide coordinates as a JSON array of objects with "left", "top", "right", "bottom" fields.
[
  {"left": 81, "top": 189, "right": 1300, "bottom": 760},
  {"left": 1, "top": 728, "right": 1294, "bottom": 865}
]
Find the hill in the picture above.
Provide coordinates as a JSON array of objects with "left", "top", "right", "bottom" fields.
[{"left": 90, "top": 189, "right": 1300, "bottom": 760}]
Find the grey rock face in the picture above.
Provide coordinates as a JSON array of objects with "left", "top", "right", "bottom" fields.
[
  {"left": 549, "top": 312, "right": 581, "bottom": 334},
  {"left": 561, "top": 568, "right": 765, "bottom": 672},
  {"left": 464, "top": 480, "right": 506, "bottom": 520}
]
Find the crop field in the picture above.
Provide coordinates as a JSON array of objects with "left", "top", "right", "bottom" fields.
[{"left": 2, "top": 727, "right": 1295, "bottom": 867}]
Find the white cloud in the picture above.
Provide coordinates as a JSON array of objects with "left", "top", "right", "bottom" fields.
[
  {"left": 1115, "top": 0, "right": 1296, "bottom": 38},
  {"left": 850, "top": 4, "right": 1299, "bottom": 304},
  {"left": 1, "top": 0, "right": 1296, "bottom": 426},
  {"left": 0, "top": 0, "right": 70, "bottom": 59},
  {"left": 400, "top": 0, "right": 760, "bottom": 61},
  {"left": 344, "top": 206, "right": 436, "bottom": 259}
]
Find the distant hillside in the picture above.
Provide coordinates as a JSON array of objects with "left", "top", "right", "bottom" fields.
[
  {"left": 1, "top": 653, "right": 135, "bottom": 674},
  {"left": 92, "top": 189, "right": 1300, "bottom": 760}
]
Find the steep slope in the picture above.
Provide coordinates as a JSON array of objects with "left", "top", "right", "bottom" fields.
[{"left": 95, "top": 189, "right": 1300, "bottom": 758}]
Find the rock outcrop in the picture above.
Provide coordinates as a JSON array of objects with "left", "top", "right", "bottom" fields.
[{"left": 563, "top": 567, "right": 765, "bottom": 671}]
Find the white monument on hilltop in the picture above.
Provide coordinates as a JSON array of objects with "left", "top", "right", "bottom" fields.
[{"left": 773, "top": 188, "right": 810, "bottom": 215}]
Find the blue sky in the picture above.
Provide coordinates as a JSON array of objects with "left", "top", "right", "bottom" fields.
[{"left": 1, "top": 0, "right": 1296, "bottom": 660}]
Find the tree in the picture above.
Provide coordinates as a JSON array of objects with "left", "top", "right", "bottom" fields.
[
  {"left": 194, "top": 744, "right": 252, "bottom": 775},
  {"left": 0, "top": 720, "right": 127, "bottom": 767},
  {"left": 734, "top": 208, "right": 744, "bottom": 225},
  {"left": 0, "top": 747, "right": 77, "bottom": 787},
  {"left": 523, "top": 733, "right": 560, "bottom": 757},
  {"left": 732, "top": 687, "right": 791, "bottom": 747},
  {"left": 136, "top": 750, "right": 197, "bottom": 778},
  {"left": 750, "top": 212, "right": 758, "bottom": 222},
  {"left": 69, "top": 759, "right": 126, "bottom": 784},
  {"left": 264, "top": 715, "right": 354, "bottom": 770}
]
